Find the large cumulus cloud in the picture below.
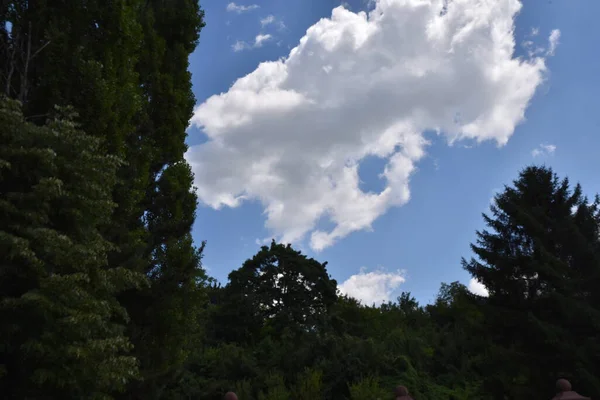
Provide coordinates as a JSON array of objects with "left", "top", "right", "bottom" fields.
[{"left": 186, "top": 0, "right": 554, "bottom": 251}]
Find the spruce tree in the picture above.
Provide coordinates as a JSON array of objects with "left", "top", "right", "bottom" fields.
[
  {"left": 0, "top": 97, "right": 146, "bottom": 399},
  {"left": 463, "top": 166, "right": 600, "bottom": 398}
]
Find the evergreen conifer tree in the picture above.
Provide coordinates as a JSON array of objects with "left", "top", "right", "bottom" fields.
[{"left": 463, "top": 166, "right": 600, "bottom": 398}]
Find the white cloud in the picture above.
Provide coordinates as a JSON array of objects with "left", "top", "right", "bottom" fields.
[
  {"left": 261, "top": 14, "right": 286, "bottom": 30},
  {"left": 521, "top": 28, "right": 560, "bottom": 58},
  {"left": 261, "top": 15, "right": 275, "bottom": 26},
  {"left": 468, "top": 277, "right": 489, "bottom": 297},
  {"left": 232, "top": 34, "right": 273, "bottom": 52},
  {"left": 338, "top": 267, "right": 406, "bottom": 305},
  {"left": 254, "top": 33, "right": 272, "bottom": 47},
  {"left": 521, "top": 40, "right": 542, "bottom": 57},
  {"left": 547, "top": 29, "right": 561, "bottom": 56},
  {"left": 531, "top": 143, "right": 556, "bottom": 157},
  {"left": 255, "top": 236, "right": 274, "bottom": 246},
  {"left": 188, "top": 0, "right": 554, "bottom": 251},
  {"left": 232, "top": 40, "right": 249, "bottom": 52},
  {"left": 227, "top": 2, "right": 259, "bottom": 13}
]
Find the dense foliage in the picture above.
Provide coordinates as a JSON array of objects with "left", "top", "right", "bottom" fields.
[{"left": 1, "top": 1, "right": 599, "bottom": 399}]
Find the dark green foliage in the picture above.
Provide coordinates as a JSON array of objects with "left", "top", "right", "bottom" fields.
[
  {"left": 0, "top": 97, "right": 146, "bottom": 399},
  {"left": 123, "top": 162, "right": 209, "bottom": 399},
  {"left": 463, "top": 166, "right": 600, "bottom": 398},
  {"left": 348, "top": 376, "right": 388, "bottom": 400},
  {"left": 216, "top": 241, "right": 338, "bottom": 344},
  {"left": 1, "top": 0, "right": 208, "bottom": 398}
]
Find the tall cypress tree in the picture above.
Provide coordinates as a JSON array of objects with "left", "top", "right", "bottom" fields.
[
  {"left": 463, "top": 166, "right": 600, "bottom": 398},
  {"left": 117, "top": 1, "right": 208, "bottom": 397}
]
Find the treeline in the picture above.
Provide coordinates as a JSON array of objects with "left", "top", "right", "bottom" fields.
[
  {"left": 1, "top": 2, "right": 600, "bottom": 400},
  {"left": 181, "top": 165, "right": 600, "bottom": 400}
]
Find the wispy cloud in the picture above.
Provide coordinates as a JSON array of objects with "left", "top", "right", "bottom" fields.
[
  {"left": 547, "top": 29, "right": 561, "bottom": 56},
  {"left": 260, "top": 14, "right": 286, "bottom": 30},
  {"left": 530, "top": 27, "right": 540, "bottom": 37},
  {"left": 261, "top": 15, "right": 275, "bottom": 26},
  {"left": 232, "top": 41, "right": 248, "bottom": 52},
  {"left": 522, "top": 28, "right": 560, "bottom": 58},
  {"left": 531, "top": 143, "right": 557, "bottom": 157},
  {"left": 232, "top": 34, "right": 273, "bottom": 52},
  {"left": 226, "top": 2, "right": 259, "bottom": 13}
]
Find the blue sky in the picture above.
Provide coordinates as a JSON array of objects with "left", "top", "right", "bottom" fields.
[{"left": 186, "top": 0, "right": 600, "bottom": 305}]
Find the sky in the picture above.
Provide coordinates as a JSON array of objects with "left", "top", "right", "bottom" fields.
[{"left": 185, "top": 0, "right": 600, "bottom": 306}]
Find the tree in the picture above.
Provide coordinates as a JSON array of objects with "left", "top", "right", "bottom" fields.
[
  {"left": 1, "top": 1, "right": 209, "bottom": 396},
  {"left": 116, "top": 0, "right": 207, "bottom": 396},
  {"left": 462, "top": 165, "right": 600, "bottom": 398},
  {"left": 0, "top": 0, "right": 144, "bottom": 154},
  {"left": 0, "top": 97, "right": 146, "bottom": 399},
  {"left": 121, "top": 162, "right": 209, "bottom": 399},
  {"left": 216, "top": 241, "right": 338, "bottom": 344}
]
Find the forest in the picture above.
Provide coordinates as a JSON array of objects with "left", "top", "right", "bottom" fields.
[{"left": 1, "top": 1, "right": 599, "bottom": 399}]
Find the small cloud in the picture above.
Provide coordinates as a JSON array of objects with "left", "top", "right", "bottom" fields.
[
  {"left": 522, "top": 28, "right": 560, "bottom": 58},
  {"left": 261, "top": 14, "right": 286, "bottom": 30},
  {"left": 226, "top": 2, "right": 259, "bottom": 13},
  {"left": 547, "top": 29, "right": 561, "bottom": 56},
  {"left": 261, "top": 15, "right": 275, "bottom": 27},
  {"left": 232, "top": 40, "right": 249, "bottom": 52},
  {"left": 255, "top": 237, "right": 274, "bottom": 246},
  {"left": 232, "top": 34, "right": 273, "bottom": 52},
  {"left": 468, "top": 277, "right": 489, "bottom": 297},
  {"left": 254, "top": 33, "right": 272, "bottom": 47},
  {"left": 338, "top": 267, "right": 406, "bottom": 305},
  {"left": 531, "top": 143, "right": 556, "bottom": 157},
  {"left": 521, "top": 40, "right": 544, "bottom": 58}
]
